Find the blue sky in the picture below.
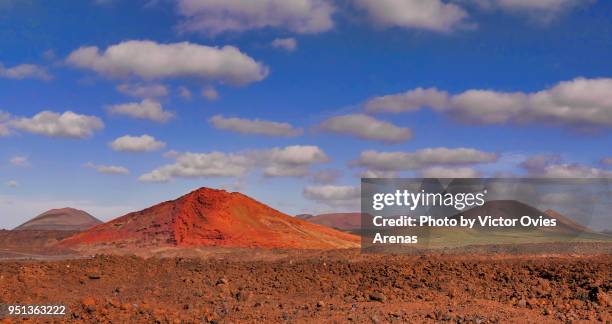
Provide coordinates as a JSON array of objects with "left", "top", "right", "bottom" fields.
[{"left": 1, "top": 0, "right": 611, "bottom": 228}]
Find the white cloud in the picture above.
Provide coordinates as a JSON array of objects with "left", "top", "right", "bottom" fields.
[
  {"left": 85, "top": 162, "right": 130, "bottom": 175},
  {"left": 9, "top": 156, "right": 30, "bottom": 167},
  {"left": 364, "top": 77, "right": 612, "bottom": 128},
  {"left": 261, "top": 145, "right": 329, "bottom": 177},
  {"left": 66, "top": 40, "right": 269, "bottom": 85},
  {"left": 364, "top": 87, "right": 449, "bottom": 113},
  {"left": 264, "top": 145, "right": 328, "bottom": 165},
  {"left": 520, "top": 155, "right": 612, "bottom": 178},
  {"left": 538, "top": 164, "right": 612, "bottom": 178},
  {"left": 139, "top": 151, "right": 251, "bottom": 182},
  {"left": 140, "top": 145, "right": 328, "bottom": 182},
  {"left": 6, "top": 180, "right": 18, "bottom": 188},
  {"left": 319, "top": 113, "right": 412, "bottom": 143},
  {"left": 178, "top": 86, "right": 192, "bottom": 100},
  {"left": 109, "top": 134, "right": 166, "bottom": 152},
  {"left": 116, "top": 83, "right": 169, "bottom": 98},
  {"left": 202, "top": 86, "right": 219, "bottom": 101},
  {"left": 0, "top": 62, "right": 52, "bottom": 80},
  {"left": 107, "top": 99, "right": 174, "bottom": 123},
  {"left": 420, "top": 166, "right": 480, "bottom": 178},
  {"left": 354, "top": 0, "right": 469, "bottom": 32},
  {"left": 176, "top": 0, "right": 335, "bottom": 35},
  {"left": 271, "top": 37, "right": 298, "bottom": 51},
  {"left": 10, "top": 111, "right": 104, "bottom": 139},
  {"left": 359, "top": 169, "right": 397, "bottom": 178},
  {"left": 210, "top": 115, "right": 303, "bottom": 137},
  {"left": 448, "top": 90, "right": 527, "bottom": 124},
  {"left": 303, "top": 185, "right": 360, "bottom": 208},
  {"left": 354, "top": 147, "right": 497, "bottom": 171}
]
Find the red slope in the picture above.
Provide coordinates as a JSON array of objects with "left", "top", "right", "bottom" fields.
[{"left": 61, "top": 188, "right": 359, "bottom": 249}]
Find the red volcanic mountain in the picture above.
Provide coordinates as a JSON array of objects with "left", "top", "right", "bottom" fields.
[
  {"left": 61, "top": 188, "right": 359, "bottom": 249},
  {"left": 14, "top": 208, "right": 101, "bottom": 231}
]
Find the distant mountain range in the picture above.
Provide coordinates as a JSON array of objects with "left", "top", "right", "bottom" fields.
[
  {"left": 6, "top": 190, "right": 608, "bottom": 254},
  {"left": 61, "top": 188, "right": 359, "bottom": 250}
]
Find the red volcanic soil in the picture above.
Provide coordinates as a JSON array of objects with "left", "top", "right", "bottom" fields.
[
  {"left": 14, "top": 208, "right": 101, "bottom": 231},
  {"left": 61, "top": 188, "right": 359, "bottom": 250},
  {"left": 0, "top": 251, "right": 610, "bottom": 322},
  {"left": 0, "top": 229, "right": 78, "bottom": 258},
  {"left": 305, "top": 213, "right": 361, "bottom": 232}
]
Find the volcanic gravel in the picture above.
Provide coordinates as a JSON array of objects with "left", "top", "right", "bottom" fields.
[{"left": 0, "top": 251, "right": 610, "bottom": 323}]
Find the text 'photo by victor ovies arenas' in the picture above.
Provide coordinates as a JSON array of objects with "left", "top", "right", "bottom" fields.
[{"left": 0, "top": 0, "right": 611, "bottom": 322}]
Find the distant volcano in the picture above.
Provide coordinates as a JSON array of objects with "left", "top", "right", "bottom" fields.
[
  {"left": 453, "top": 200, "right": 593, "bottom": 234},
  {"left": 14, "top": 208, "right": 101, "bottom": 231},
  {"left": 61, "top": 188, "right": 359, "bottom": 249},
  {"left": 300, "top": 213, "right": 362, "bottom": 232}
]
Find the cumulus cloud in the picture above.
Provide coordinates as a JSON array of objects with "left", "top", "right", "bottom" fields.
[
  {"left": 537, "top": 164, "right": 612, "bottom": 178},
  {"left": 176, "top": 0, "right": 335, "bottom": 35},
  {"left": 271, "top": 37, "right": 297, "bottom": 51},
  {"left": 359, "top": 169, "right": 398, "bottom": 178},
  {"left": 420, "top": 166, "right": 480, "bottom": 178},
  {"left": 139, "top": 145, "right": 328, "bottom": 182},
  {"left": 303, "top": 185, "right": 360, "bottom": 208},
  {"left": 9, "top": 156, "right": 30, "bottom": 167},
  {"left": 139, "top": 151, "right": 251, "bottom": 182},
  {"left": 66, "top": 40, "right": 269, "bottom": 85},
  {"left": 520, "top": 155, "right": 612, "bottom": 178},
  {"left": 116, "top": 83, "right": 169, "bottom": 98},
  {"left": 85, "top": 162, "right": 130, "bottom": 175},
  {"left": 107, "top": 99, "right": 174, "bottom": 123},
  {"left": 354, "top": 147, "right": 497, "bottom": 171},
  {"left": 319, "top": 114, "right": 412, "bottom": 143},
  {"left": 202, "top": 86, "right": 219, "bottom": 101},
  {"left": 6, "top": 180, "right": 19, "bottom": 188},
  {"left": 354, "top": 0, "right": 469, "bottom": 32},
  {"left": 364, "top": 77, "right": 612, "bottom": 128},
  {"left": 364, "top": 87, "right": 449, "bottom": 113},
  {"left": 210, "top": 115, "right": 303, "bottom": 137},
  {"left": 10, "top": 111, "right": 104, "bottom": 139},
  {"left": 261, "top": 145, "right": 329, "bottom": 177},
  {"left": 109, "top": 134, "right": 166, "bottom": 152},
  {"left": 0, "top": 62, "right": 52, "bottom": 80}
]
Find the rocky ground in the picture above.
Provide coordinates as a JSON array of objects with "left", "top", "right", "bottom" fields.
[{"left": 0, "top": 249, "right": 610, "bottom": 323}]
